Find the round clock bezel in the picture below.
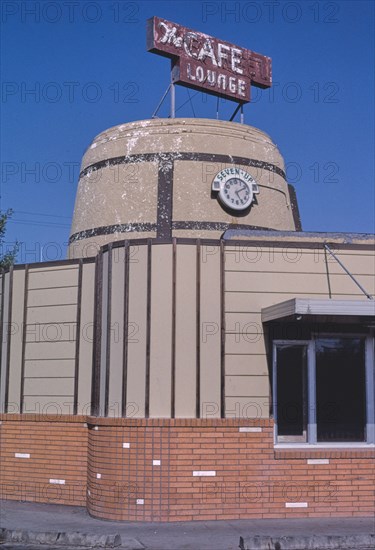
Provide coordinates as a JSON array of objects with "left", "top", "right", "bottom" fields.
[{"left": 212, "top": 168, "right": 259, "bottom": 212}]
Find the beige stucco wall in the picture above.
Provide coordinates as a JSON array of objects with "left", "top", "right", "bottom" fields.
[
  {"left": 1, "top": 234, "right": 374, "bottom": 419},
  {"left": 126, "top": 244, "right": 148, "bottom": 418},
  {"left": 224, "top": 243, "right": 375, "bottom": 417},
  {"left": 0, "top": 272, "right": 10, "bottom": 413},
  {"left": 7, "top": 269, "right": 26, "bottom": 413},
  {"left": 23, "top": 264, "right": 79, "bottom": 414},
  {"left": 101, "top": 242, "right": 222, "bottom": 419},
  {"left": 69, "top": 119, "right": 297, "bottom": 257},
  {"left": 172, "top": 159, "right": 290, "bottom": 234},
  {"left": 0, "top": 261, "right": 95, "bottom": 415},
  {"left": 175, "top": 244, "right": 197, "bottom": 418},
  {"left": 95, "top": 237, "right": 374, "bottom": 419}
]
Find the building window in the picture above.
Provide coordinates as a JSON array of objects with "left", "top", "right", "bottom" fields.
[
  {"left": 276, "top": 344, "right": 308, "bottom": 443},
  {"left": 273, "top": 335, "right": 375, "bottom": 445}
]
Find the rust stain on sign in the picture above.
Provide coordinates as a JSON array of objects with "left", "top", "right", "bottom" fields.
[{"left": 147, "top": 16, "right": 272, "bottom": 103}]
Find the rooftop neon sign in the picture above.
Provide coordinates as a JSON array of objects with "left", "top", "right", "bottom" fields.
[{"left": 147, "top": 16, "right": 272, "bottom": 104}]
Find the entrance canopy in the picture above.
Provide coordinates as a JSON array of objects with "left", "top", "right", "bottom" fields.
[{"left": 261, "top": 298, "right": 375, "bottom": 324}]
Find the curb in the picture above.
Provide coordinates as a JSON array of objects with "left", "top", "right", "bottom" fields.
[
  {"left": 239, "top": 534, "right": 375, "bottom": 550},
  {"left": 0, "top": 528, "right": 144, "bottom": 549}
]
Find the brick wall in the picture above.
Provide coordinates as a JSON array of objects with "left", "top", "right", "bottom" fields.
[
  {"left": 0, "top": 415, "right": 87, "bottom": 506},
  {"left": 1, "top": 415, "right": 374, "bottom": 521}
]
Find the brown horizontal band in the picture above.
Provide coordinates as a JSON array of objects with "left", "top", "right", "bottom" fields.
[
  {"left": 69, "top": 221, "right": 273, "bottom": 244},
  {"left": 79, "top": 151, "right": 286, "bottom": 180},
  {"left": 0, "top": 413, "right": 270, "bottom": 427}
]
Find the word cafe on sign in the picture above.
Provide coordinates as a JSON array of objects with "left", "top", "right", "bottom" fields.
[{"left": 147, "top": 16, "right": 272, "bottom": 102}]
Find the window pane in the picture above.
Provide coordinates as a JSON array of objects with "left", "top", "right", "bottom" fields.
[
  {"left": 276, "top": 345, "right": 307, "bottom": 442},
  {"left": 316, "top": 338, "right": 366, "bottom": 442}
]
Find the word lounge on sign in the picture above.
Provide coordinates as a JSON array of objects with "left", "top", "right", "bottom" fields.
[{"left": 147, "top": 16, "right": 272, "bottom": 103}]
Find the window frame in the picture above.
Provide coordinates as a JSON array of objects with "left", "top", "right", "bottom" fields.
[{"left": 273, "top": 333, "right": 375, "bottom": 447}]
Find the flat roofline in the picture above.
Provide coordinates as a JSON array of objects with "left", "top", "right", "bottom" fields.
[
  {"left": 261, "top": 298, "right": 375, "bottom": 323},
  {"left": 223, "top": 229, "right": 375, "bottom": 245},
  {"left": 3, "top": 231, "right": 374, "bottom": 274}
]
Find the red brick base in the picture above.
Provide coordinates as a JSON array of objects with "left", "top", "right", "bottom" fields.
[
  {"left": 1, "top": 415, "right": 374, "bottom": 521},
  {"left": 0, "top": 415, "right": 87, "bottom": 507}
]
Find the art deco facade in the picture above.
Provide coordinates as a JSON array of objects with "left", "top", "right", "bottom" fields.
[{"left": 0, "top": 118, "right": 374, "bottom": 521}]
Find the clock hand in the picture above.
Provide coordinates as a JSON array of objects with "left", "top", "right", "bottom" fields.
[{"left": 235, "top": 186, "right": 248, "bottom": 198}]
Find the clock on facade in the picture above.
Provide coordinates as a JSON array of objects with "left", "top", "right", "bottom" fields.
[{"left": 212, "top": 168, "right": 259, "bottom": 211}]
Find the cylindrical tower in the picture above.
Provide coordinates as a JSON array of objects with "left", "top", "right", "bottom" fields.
[{"left": 68, "top": 118, "right": 300, "bottom": 258}]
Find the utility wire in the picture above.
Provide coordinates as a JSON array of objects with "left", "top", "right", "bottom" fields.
[
  {"left": 15, "top": 210, "right": 71, "bottom": 219},
  {"left": 186, "top": 89, "right": 196, "bottom": 117},
  {"left": 175, "top": 90, "right": 201, "bottom": 113},
  {"left": 9, "top": 219, "right": 70, "bottom": 228}
]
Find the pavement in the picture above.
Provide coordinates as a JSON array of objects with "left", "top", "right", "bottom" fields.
[{"left": 0, "top": 500, "right": 374, "bottom": 550}]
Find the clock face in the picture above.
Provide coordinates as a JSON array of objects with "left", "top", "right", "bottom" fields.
[
  {"left": 212, "top": 168, "right": 259, "bottom": 212},
  {"left": 222, "top": 177, "right": 252, "bottom": 210}
]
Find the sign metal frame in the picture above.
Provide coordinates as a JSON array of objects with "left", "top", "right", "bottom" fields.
[{"left": 147, "top": 16, "right": 272, "bottom": 111}]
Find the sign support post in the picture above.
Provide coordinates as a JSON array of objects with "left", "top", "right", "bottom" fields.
[
  {"left": 147, "top": 16, "right": 272, "bottom": 118},
  {"left": 170, "top": 67, "right": 175, "bottom": 118}
]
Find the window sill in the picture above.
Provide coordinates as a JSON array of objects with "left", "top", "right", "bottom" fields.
[{"left": 274, "top": 444, "right": 375, "bottom": 460}]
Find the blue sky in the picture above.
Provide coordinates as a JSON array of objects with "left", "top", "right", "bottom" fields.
[{"left": 1, "top": 0, "right": 374, "bottom": 263}]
